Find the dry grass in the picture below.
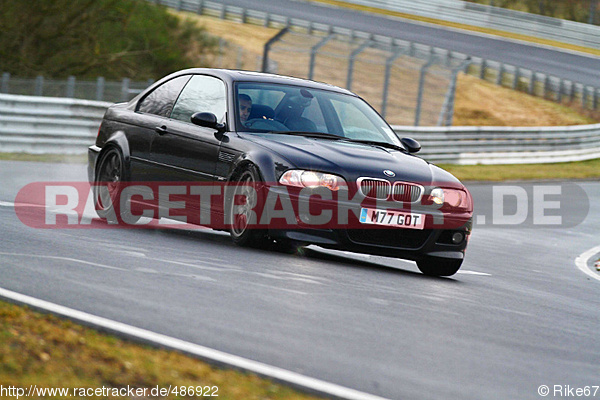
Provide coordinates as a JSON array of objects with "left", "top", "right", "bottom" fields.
[
  {"left": 439, "top": 158, "right": 600, "bottom": 181},
  {"left": 453, "top": 74, "right": 599, "bottom": 126},
  {"left": 0, "top": 300, "right": 323, "bottom": 400}
]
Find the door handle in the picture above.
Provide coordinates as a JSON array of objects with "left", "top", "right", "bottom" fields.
[{"left": 155, "top": 125, "right": 168, "bottom": 135}]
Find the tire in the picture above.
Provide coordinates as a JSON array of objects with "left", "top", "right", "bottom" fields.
[
  {"left": 94, "top": 147, "right": 139, "bottom": 224},
  {"left": 228, "top": 165, "right": 269, "bottom": 248},
  {"left": 416, "top": 257, "right": 463, "bottom": 277}
]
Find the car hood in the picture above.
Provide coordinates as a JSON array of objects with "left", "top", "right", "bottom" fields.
[{"left": 242, "top": 133, "right": 461, "bottom": 186}]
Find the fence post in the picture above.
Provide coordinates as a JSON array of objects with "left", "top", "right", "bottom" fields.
[
  {"left": 34, "top": 76, "right": 44, "bottom": 96},
  {"left": 262, "top": 27, "right": 289, "bottom": 73},
  {"left": 236, "top": 47, "right": 244, "bottom": 69},
  {"left": 308, "top": 34, "right": 335, "bottom": 80},
  {"left": 96, "top": 77, "right": 105, "bottom": 101},
  {"left": 1, "top": 72, "right": 9, "bottom": 93},
  {"left": 381, "top": 47, "right": 405, "bottom": 119},
  {"left": 346, "top": 39, "right": 372, "bottom": 91},
  {"left": 414, "top": 56, "right": 435, "bottom": 126},
  {"left": 66, "top": 76, "right": 76, "bottom": 98},
  {"left": 439, "top": 57, "right": 472, "bottom": 126},
  {"left": 121, "top": 78, "right": 130, "bottom": 102}
]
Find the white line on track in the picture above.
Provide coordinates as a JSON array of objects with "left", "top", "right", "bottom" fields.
[
  {"left": 0, "top": 252, "right": 126, "bottom": 271},
  {"left": 575, "top": 245, "right": 600, "bottom": 282},
  {"left": 0, "top": 287, "right": 390, "bottom": 400}
]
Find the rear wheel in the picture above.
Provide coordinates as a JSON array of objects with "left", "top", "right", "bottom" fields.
[
  {"left": 228, "top": 165, "right": 269, "bottom": 248},
  {"left": 416, "top": 257, "right": 463, "bottom": 277},
  {"left": 94, "top": 147, "right": 124, "bottom": 222}
]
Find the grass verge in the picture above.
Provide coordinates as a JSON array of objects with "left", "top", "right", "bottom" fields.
[
  {"left": 0, "top": 299, "right": 323, "bottom": 400},
  {"left": 0, "top": 153, "right": 87, "bottom": 163},
  {"left": 309, "top": 0, "right": 600, "bottom": 57},
  {"left": 439, "top": 158, "right": 600, "bottom": 181}
]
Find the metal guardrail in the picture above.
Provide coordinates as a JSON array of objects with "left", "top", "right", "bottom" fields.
[
  {"left": 393, "top": 124, "right": 600, "bottom": 164},
  {"left": 0, "top": 94, "right": 110, "bottom": 154},
  {"left": 337, "top": 0, "right": 600, "bottom": 50},
  {"left": 2, "top": 93, "right": 599, "bottom": 164}
]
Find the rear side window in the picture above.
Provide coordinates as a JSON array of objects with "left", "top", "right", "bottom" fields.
[
  {"left": 137, "top": 75, "right": 190, "bottom": 117},
  {"left": 171, "top": 75, "right": 227, "bottom": 123}
]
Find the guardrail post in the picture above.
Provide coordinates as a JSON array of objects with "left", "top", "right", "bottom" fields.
[
  {"left": 381, "top": 47, "right": 405, "bottom": 119},
  {"left": 582, "top": 85, "right": 588, "bottom": 108},
  {"left": 528, "top": 72, "right": 536, "bottom": 94},
  {"left": 557, "top": 78, "right": 563, "bottom": 103},
  {"left": 264, "top": 13, "right": 270, "bottom": 28},
  {"left": 415, "top": 56, "right": 435, "bottom": 126},
  {"left": 593, "top": 88, "right": 599, "bottom": 110},
  {"left": 66, "top": 76, "right": 76, "bottom": 98},
  {"left": 196, "top": 0, "right": 204, "bottom": 14},
  {"left": 542, "top": 74, "right": 549, "bottom": 98},
  {"left": 512, "top": 67, "right": 520, "bottom": 90},
  {"left": 262, "top": 27, "right": 289, "bottom": 73},
  {"left": 308, "top": 34, "right": 335, "bottom": 80},
  {"left": 1, "top": 73, "right": 9, "bottom": 93},
  {"left": 34, "top": 76, "right": 44, "bottom": 96},
  {"left": 346, "top": 39, "right": 372, "bottom": 91},
  {"left": 121, "top": 78, "right": 130, "bottom": 102},
  {"left": 176, "top": 0, "right": 182, "bottom": 11},
  {"left": 479, "top": 60, "right": 487, "bottom": 80},
  {"left": 241, "top": 8, "right": 247, "bottom": 23},
  {"left": 96, "top": 77, "right": 105, "bottom": 101},
  {"left": 495, "top": 64, "right": 504, "bottom": 86},
  {"left": 220, "top": 4, "right": 226, "bottom": 19}
]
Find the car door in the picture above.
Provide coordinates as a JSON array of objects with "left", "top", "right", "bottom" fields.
[
  {"left": 130, "top": 74, "right": 191, "bottom": 181},
  {"left": 148, "top": 74, "right": 228, "bottom": 182}
]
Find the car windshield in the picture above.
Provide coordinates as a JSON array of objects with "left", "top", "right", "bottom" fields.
[{"left": 235, "top": 82, "right": 402, "bottom": 147}]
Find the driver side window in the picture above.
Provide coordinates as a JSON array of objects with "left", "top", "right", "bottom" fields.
[{"left": 170, "top": 75, "right": 226, "bottom": 124}]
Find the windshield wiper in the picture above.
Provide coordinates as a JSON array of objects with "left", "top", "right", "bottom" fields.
[
  {"left": 343, "top": 139, "right": 407, "bottom": 153},
  {"left": 269, "top": 131, "right": 344, "bottom": 140}
]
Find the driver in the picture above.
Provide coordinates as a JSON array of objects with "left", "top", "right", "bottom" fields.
[{"left": 239, "top": 94, "right": 252, "bottom": 125}]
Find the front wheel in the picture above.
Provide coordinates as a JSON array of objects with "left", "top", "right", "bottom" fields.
[{"left": 416, "top": 257, "right": 463, "bottom": 277}]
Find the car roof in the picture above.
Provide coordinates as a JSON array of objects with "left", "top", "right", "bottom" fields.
[{"left": 171, "top": 68, "right": 356, "bottom": 96}]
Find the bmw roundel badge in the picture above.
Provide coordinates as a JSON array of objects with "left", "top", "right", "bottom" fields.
[{"left": 383, "top": 170, "right": 396, "bottom": 177}]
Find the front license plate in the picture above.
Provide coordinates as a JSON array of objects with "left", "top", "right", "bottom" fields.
[{"left": 359, "top": 208, "right": 425, "bottom": 230}]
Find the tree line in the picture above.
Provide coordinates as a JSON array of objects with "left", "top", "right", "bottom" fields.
[{"left": 0, "top": 0, "right": 219, "bottom": 80}]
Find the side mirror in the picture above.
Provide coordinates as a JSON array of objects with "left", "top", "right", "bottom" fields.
[
  {"left": 401, "top": 137, "right": 421, "bottom": 154},
  {"left": 191, "top": 112, "right": 226, "bottom": 132}
]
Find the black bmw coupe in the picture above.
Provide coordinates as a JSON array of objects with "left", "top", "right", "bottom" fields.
[{"left": 88, "top": 69, "right": 473, "bottom": 276}]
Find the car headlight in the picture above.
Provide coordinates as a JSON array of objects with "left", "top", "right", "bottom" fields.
[
  {"left": 429, "top": 187, "right": 470, "bottom": 209},
  {"left": 279, "top": 170, "right": 346, "bottom": 191},
  {"left": 430, "top": 187, "right": 445, "bottom": 205}
]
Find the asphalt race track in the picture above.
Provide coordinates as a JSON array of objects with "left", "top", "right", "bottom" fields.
[
  {"left": 221, "top": 0, "right": 600, "bottom": 87},
  {"left": 1, "top": 160, "right": 599, "bottom": 400}
]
